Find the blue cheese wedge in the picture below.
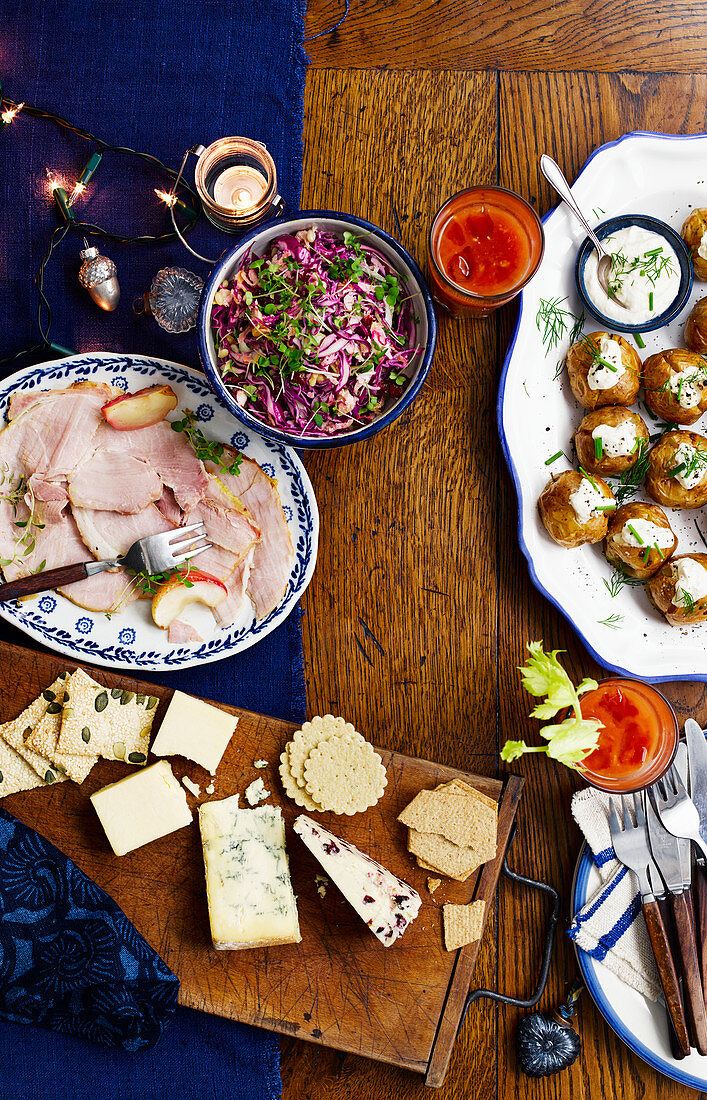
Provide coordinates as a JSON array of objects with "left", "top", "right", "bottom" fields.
[
  {"left": 90, "top": 760, "right": 192, "bottom": 856},
  {"left": 293, "top": 815, "right": 421, "bottom": 946},
  {"left": 199, "top": 796, "right": 301, "bottom": 950}
]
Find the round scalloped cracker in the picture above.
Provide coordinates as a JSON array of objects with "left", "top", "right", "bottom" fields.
[
  {"left": 304, "top": 734, "right": 387, "bottom": 814},
  {"left": 289, "top": 714, "right": 362, "bottom": 788},
  {"left": 279, "top": 747, "right": 325, "bottom": 812}
]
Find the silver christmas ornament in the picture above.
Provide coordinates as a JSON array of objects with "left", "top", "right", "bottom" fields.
[
  {"left": 78, "top": 238, "right": 120, "bottom": 311},
  {"left": 148, "top": 267, "right": 204, "bottom": 333}
]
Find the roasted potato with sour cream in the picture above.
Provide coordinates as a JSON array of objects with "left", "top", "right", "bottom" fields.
[
  {"left": 681, "top": 209, "right": 707, "bottom": 281},
  {"left": 685, "top": 297, "right": 707, "bottom": 354},
  {"left": 538, "top": 469, "right": 616, "bottom": 548},
  {"left": 573, "top": 407, "right": 649, "bottom": 476},
  {"left": 645, "top": 429, "right": 707, "bottom": 509},
  {"left": 566, "top": 331, "right": 642, "bottom": 410},
  {"left": 646, "top": 553, "right": 707, "bottom": 625},
  {"left": 643, "top": 348, "right": 707, "bottom": 424},
  {"left": 605, "top": 502, "right": 677, "bottom": 580}
]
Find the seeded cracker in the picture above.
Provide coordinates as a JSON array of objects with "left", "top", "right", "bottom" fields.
[
  {"left": 408, "top": 827, "right": 482, "bottom": 881},
  {"left": 443, "top": 900, "right": 486, "bottom": 951},
  {"left": 0, "top": 738, "right": 47, "bottom": 797},
  {"left": 57, "top": 668, "right": 158, "bottom": 764},
  {"left": 278, "top": 747, "right": 323, "bottom": 812},
  {"left": 304, "top": 734, "right": 387, "bottom": 815},
  {"left": 0, "top": 674, "right": 72, "bottom": 784},
  {"left": 288, "top": 714, "right": 363, "bottom": 788},
  {"left": 26, "top": 711, "right": 98, "bottom": 784}
]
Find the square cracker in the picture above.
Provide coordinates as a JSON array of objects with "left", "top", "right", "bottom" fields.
[
  {"left": 407, "top": 828, "right": 482, "bottom": 881},
  {"left": 0, "top": 674, "right": 72, "bottom": 784},
  {"left": 26, "top": 711, "right": 98, "bottom": 784},
  {"left": 443, "top": 900, "right": 486, "bottom": 951},
  {"left": 398, "top": 783, "right": 497, "bottom": 860},
  {"left": 0, "top": 738, "right": 47, "bottom": 797},
  {"left": 57, "top": 668, "right": 158, "bottom": 764}
]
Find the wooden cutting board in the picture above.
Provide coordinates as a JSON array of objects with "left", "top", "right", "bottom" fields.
[{"left": 0, "top": 640, "right": 522, "bottom": 1087}]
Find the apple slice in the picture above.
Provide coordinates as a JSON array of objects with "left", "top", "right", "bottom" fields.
[
  {"left": 103, "top": 384, "right": 178, "bottom": 430},
  {"left": 152, "top": 570, "right": 228, "bottom": 629}
]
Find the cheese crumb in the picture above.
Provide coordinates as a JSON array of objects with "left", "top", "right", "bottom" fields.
[
  {"left": 206, "top": 782, "right": 215, "bottom": 795},
  {"left": 254, "top": 759, "right": 268, "bottom": 769},
  {"left": 182, "top": 776, "right": 201, "bottom": 797},
  {"left": 315, "top": 874, "right": 329, "bottom": 898},
  {"left": 245, "top": 777, "right": 270, "bottom": 806}
]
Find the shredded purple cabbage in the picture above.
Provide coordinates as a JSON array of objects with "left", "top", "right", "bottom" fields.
[{"left": 210, "top": 226, "right": 422, "bottom": 437}]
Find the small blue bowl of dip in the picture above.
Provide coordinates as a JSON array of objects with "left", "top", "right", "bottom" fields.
[{"left": 574, "top": 214, "right": 693, "bottom": 334}]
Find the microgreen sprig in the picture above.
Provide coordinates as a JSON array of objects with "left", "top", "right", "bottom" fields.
[{"left": 171, "top": 410, "right": 241, "bottom": 477}]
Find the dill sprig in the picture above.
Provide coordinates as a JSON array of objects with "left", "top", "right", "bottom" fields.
[
  {"left": 608, "top": 439, "right": 650, "bottom": 505},
  {"left": 598, "top": 612, "right": 624, "bottom": 629},
  {"left": 679, "top": 588, "right": 696, "bottom": 614},
  {"left": 607, "top": 246, "right": 676, "bottom": 299},
  {"left": 536, "top": 296, "right": 576, "bottom": 353},
  {"left": 603, "top": 564, "right": 645, "bottom": 599}
]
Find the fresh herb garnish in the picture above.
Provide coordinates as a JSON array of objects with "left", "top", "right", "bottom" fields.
[
  {"left": 594, "top": 436, "right": 603, "bottom": 462},
  {"left": 627, "top": 523, "right": 644, "bottom": 544},
  {"left": 634, "top": 333, "right": 646, "bottom": 349},
  {"left": 536, "top": 297, "right": 575, "bottom": 352},
  {"left": 545, "top": 450, "right": 564, "bottom": 465},
  {"left": 679, "top": 588, "right": 696, "bottom": 614},
  {"left": 500, "top": 642, "right": 603, "bottom": 768},
  {"left": 125, "top": 565, "right": 196, "bottom": 598},
  {"left": 603, "top": 564, "right": 645, "bottom": 598},
  {"left": 608, "top": 439, "right": 649, "bottom": 505},
  {"left": 598, "top": 613, "right": 624, "bottom": 629},
  {"left": 171, "top": 410, "right": 241, "bottom": 477}
]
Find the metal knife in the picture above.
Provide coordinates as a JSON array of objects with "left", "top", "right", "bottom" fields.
[
  {"left": 648, "top": 784, "right": 707, "bottom": 1054},
  {"left": 675, "top": 743, "right": 694, "bottom": 893},
  {"left": 685, "top": 718, "right": 707, "bottom": 996}
]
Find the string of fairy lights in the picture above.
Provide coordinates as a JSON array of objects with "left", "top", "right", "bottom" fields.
[{"left": 0, "top": 85, "right": 202, "bottom": 368}]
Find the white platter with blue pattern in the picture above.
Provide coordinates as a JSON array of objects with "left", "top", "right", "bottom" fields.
[{"left": 0, "top": 353, "right": 319, "bottom": 671}]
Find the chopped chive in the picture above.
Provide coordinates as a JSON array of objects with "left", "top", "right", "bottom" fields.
[
  {"left": 596, "top": 356, "right": 619, "bottom": 372},
  {"left": 677, "top": 378, "right": 684, "bottom": 403},
  {"left": 643, "top": 247, "right": 663, "bottom": 257},
  {"left": 596, "top": 503, "right": 617, "bottom": 511},
  {"left": 641, "top": 546, "right": 651, "bottom": 563},
  {"left": 627, "top": 523, "right": 644, "bottom": 544},
  {"left": 545, "top": 450, "right": 564, "bottom": 465},
  {"left": 668, "top": 462, "right": 687, "bottom": 476},
  {"left": 655, "top": 542, "right": 666, "bottom": 559},
  {"left": 649, "top": 291, "right": 654, "bottom": 311},
  {"left": 594, "top": 437, "right": 603, "bottom": 461},
  {"left": 634, "top": 333, "right": 646, "bottom": 349},
  {"left": 579, "top": 467, "right": 599, "bottom": 491}
]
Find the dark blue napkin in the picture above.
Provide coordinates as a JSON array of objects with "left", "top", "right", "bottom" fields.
[{"left": 0, "top": 1, "right": 309, "bottom": 1097}]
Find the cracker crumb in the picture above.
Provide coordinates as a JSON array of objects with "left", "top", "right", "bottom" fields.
[
  {"left": 206, "top": 782, "right": 215, "bottom": 795},
  {"left": 182, "top": 776, "right": 201, "bottom": 797},
  {"left": 427, "top": 877, "right": 442, "bottom": 894},
  {"left": 315, "top": 874, "right": 329, "bottom": 898},
  {"left": 245, "top": 777, "right": 270, "bottom": 806},
  {"left": 443, "top": 900, "right": 486, "bottom": 951},
  {"left": 254, "top": 759, "right": 268, "bottom": 768}
]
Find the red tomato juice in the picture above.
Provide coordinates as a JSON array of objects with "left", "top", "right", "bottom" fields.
[{"left": 578, "top": 679, "right": 678, "bottom": 793}]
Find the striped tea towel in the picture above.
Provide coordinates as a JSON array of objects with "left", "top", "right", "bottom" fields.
[{"left": 568, "top": 787, "right": 661, "bottom": 1001}]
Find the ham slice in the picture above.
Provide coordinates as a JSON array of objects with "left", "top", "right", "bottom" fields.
[
  {"left": 68, "top": 451, "right": 163, "bottom": 513},
  {"left": 72, "top": 503, "right": 175, "bottom": 561},
  {"left": 26, "top": 476, "right": 69, "bottom": 526},
  {"left": 207, "top": 448, "right": 294, "bottom": 619},
  {"left": 182, "top": 475, "right": 260, "bottom": 560},
  {"left": 118, "top": 421, "right": 208, "bottom": 510},
  {"left": 155, "top": 487, "right": 183, "bottom": 526},
  {"left": 212, "top": 549, "right": 253, "bottom": 628},
  {"left": 168, "top": 620, "right": 203, "bottom": 644}
]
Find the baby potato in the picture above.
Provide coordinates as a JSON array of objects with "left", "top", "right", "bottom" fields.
[
  {"left": 605, "top": 502, "right": 677, "bottom": 579},
  {"left": 685, "top": 297, "right": 707, "bottom": 354},
  {"left": 566, "top": 332, "right": 642, "bottom": 409},
  {"left": 643, "top": 348, "right": 707, "bottom": 425},
  {"left": 645, "top": 429, "right": 707, "bottom": 509},
  {"left": 538, "top": 469, "right": 616, "bottom": 548},
  {"left": 646, "top": 553, "right": 707, "bottom": 625},
  {"left": 573, "top": 407, "right": 649, "bottom": 476},
  {"left": 681, "top": 209, "right": 707, "bottom": 281}
]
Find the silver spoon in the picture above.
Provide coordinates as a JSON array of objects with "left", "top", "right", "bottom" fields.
[{"left": 539, "top": 154, "right": 625, "bottom": 309}]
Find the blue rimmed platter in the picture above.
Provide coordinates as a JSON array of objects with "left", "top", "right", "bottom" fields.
[
  {"left": 498, "top": 130, "right": 707, "bottom": 682},
  {"left": 0, "top": 352, "right": 319, "bottom": 671}
]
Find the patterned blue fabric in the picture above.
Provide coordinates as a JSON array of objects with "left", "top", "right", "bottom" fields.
[
  {"left": 0, "top": 1, "right": 308, "bottom": 1096},
  {"left": 0, "top": 807, "right": 179, "bottom": 1050}
]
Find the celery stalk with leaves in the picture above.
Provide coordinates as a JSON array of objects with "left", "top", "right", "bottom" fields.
[{"left": 501, "top": 642, "right": 603, "bottom": 768}]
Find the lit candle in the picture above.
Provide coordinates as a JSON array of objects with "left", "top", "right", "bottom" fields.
[{"left": 212, "top": 165, "right": 268, "bottom": 213}]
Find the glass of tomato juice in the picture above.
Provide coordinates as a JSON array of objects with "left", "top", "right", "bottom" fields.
[
  {"left": 577, "top": 679, "right": 678, "bottom": 793},
  {"left": 429, "top": 186, "right": 544, "bottom": 317}
]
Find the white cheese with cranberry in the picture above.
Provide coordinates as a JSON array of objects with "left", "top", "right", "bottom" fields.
[
  {"left": 199, "top": 798, "right": 301, "bottom": 950},
  {"left": 671, "top": 442, "right": 707, "bottom": 490},
  {"left": 591, "top": 420, "right": 637, "bottom": 458},
  {"left": 293, "top": 814, "right": 421, "bottom": 946},
  {"left": 673, "top": 558, "right": 707, "bottom": 608},
  {"left": 587, "top": 336, "right": 626, "bottom": 391},
  {"left": 569, "top": 478, "right": 612, "bottom": 525},
  {"left": 617, "top": 518, "right": 674, "bottom": 550}
]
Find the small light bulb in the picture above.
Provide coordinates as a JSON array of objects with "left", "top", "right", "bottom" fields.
[
  {"left": 1, "top": 102, "right": 23, "bottom": 125},
  {"left": 154, "top": 188, "right": 176, "bottom": 207},
  {"left": 70, "top": 181, "right": 86, "bottom": 204}
]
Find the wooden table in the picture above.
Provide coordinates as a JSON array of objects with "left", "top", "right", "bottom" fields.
[{"left": 287, "top": 2, "right": 707, "bottom": 1097}]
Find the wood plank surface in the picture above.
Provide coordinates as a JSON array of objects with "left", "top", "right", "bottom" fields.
[
  {"left": 0, "top": 639, "right": 519, "bottom": 1081},
  {"left": 305, "top": 0, "right": 707, "bottom": 73}
]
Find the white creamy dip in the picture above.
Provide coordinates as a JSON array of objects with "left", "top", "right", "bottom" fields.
[
  {"left": 671, "top": 441, "right": 707, "bottom": 490},
  {"left": 668, "top": 369, "right": 705, "bottom": 410},
  {"left": 569, "top": 478, "right": 612, "bottom": 525},
  {"left": 617, "top": 518, "right": 674, "bottom": 550},
  {"left": 673, "top": 558, "right": 707, "bottom": 607},
  {"left": 584, "top": 225, "right": 681, "bottom": 324},
  {"left": 587, "top": 335, "right": 626, "bottom": 391},
  {"left": 698, "top": 231, "right": 707, "bottom": 262},
  {"left": 591, "top": 420, "right": 637, "bottom": 458}
]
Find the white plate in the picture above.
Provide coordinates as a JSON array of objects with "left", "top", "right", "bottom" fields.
[
  {"left": 573, "top": 845, "right": 707, "bottom": 1089},
  {"left": 499, "top": 131, "right": 707, "bottom": 682},
  {"left": 0, "top": 352, "right": 319, "bottom": 671}
]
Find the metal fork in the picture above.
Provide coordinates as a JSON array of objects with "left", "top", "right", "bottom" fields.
[
  {"left": 0, "top": 522, "right": 210, "bottom": 602},
  {"left": 652, "top": 766, "right": 707, "bottom": 862},
  {"left": 609, "top": 793, "right": 691, "bottom": 1055}
]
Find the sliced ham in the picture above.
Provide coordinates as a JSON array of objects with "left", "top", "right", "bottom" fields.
[
  {"left": 68, "top": 450, "right": 163, "bottom": 513},
  {"left": 72, "top": 503, "right": 174, "bottom": 561},
  {"left": 207, "top": 448, "right": 294, "bottom": 619},
  {"left": 182, "top": 475, "right": 260, "bottom": 561},
  {"left": 7, "top": 381, "right": 118, "bottom": 422},
  {"left": 168, "top": 620, "right": 203, "bottom": 644},
  {"left": 212, "top": 549, "right": 253, "bottom": 629},
  {"left": 0, "top": 382, "right": 113, "bottom": 480},
  {"left": 119, "top": 421, "right": 208, "bottom": 510},
  {"left": 26, "top": 476, "right": 69, "bottom": 526},
  {"left": 155, "top": 487, "right": 183, "bottom": 526},
  {"left": 59, "top": 568, "right": 139, "bottom": 613}
]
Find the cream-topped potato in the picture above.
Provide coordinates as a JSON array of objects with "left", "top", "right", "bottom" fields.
[
  {"left": 584, "top": 225, "right": 681, "bottom": 324},
  {"left": 538, "top": 469, "right": 615, "bottom": 548},
  {"left": 682, "top": 209, "right": 707, "bottom": 281},
  {"left": 647, "top": 553, "right": 707, "bottom": 625},
  {"left": 643, "top": 348, "right": 707, "bottom": 425},
  {"left": 605, "top": 502, "right": 677, "bottom": 579},
  {"left": 646, "top": 430, "right": 707, "bottom": 508},
  {"left": 566, "top": 332, "right": 642, "bottom": 409},
  {"left": 573, "top": 407, "right": 649, "bottom": 476}
]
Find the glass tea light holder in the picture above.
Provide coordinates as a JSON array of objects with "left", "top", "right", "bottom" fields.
[{"left": 194, "top": 137, "right": 283, "bottom": 233}]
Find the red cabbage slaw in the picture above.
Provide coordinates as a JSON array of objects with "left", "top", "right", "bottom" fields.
[{"left": 210, "top": 226, "right": 423, "bottom": 436}]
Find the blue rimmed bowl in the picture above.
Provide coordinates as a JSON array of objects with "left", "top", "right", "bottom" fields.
[
  {"left": 197, "top": 211, "right": 437, "bottom": 449},
  {"left": 574, "top": 213, "right": 693, "bottom": 334}
]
